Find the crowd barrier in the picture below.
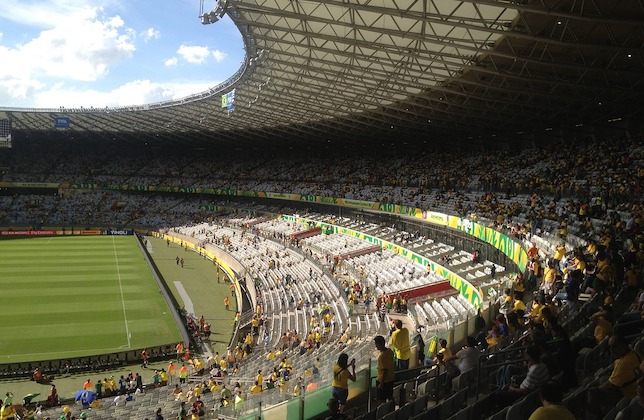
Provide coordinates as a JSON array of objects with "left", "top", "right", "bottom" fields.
[{"left": 0, "top": 344, "right": 176, "bottom": 381}]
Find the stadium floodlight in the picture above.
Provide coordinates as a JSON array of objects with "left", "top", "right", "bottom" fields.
[
  {"left": 200, "top": 0, "right": 228, "bottom": 25},
  {"left": 200, "top": 11, "right": 218, "bottom": 24},
  {"left": 216, "top": 0, "right": 229, "bottom": 17}
]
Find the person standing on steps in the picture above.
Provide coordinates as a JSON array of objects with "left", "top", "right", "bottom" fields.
[
  {"left": 330, "top": 353, "right": 356, "bottom": 414},
  {"left": 389, "top": 319, "right": 411, "bottom": 371},
  {"left": 141, "top": 349, "right": 149, "bottom": 368},
  {"left": 374, "top": 335, "right": 395, "bottom": 404}
]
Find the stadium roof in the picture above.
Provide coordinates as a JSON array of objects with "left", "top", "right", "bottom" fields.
[{"left": 1, "top": 0, "right": 643, "bottom": 147}]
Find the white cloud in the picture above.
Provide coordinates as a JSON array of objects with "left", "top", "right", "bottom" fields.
[
  {"left": 125, "top": 27, "right": 137, "bottom": 41},
  {"left": 33, "top": 80, "right": 170, "bottom": 108},
  {"left": 212, "top": 49, "right": 226, "bottom": 62},
  {"left": 0, "top": 1, "right": 240, "bottom": 108},
  {"left": 107, "top": 79, "right": 175, "bottom": 105},
  {"left": 175, "top": 45, "right": 227, "bottom": 64},
  {"left": 0, "top": 1, "right": 125, "bottom": 30},
  {"left": 0, "top": 78, "right": 44, "bottom": 101},
  {"left": 0, "top": 3, "right": 137, "bottom": 106},
  {"left": 14, "top": 14, "right": 135, "bottom": 81},
  {"left": 165, "top": 81, "right": 219, "bottom": 100},
  {"left": 0, "top": 7, "right": 135, "bottom": 82},
  {"left": 142, "top": 27, "right": 160, "bottom": 43},
  {"left": 27, "top": 79, "right": 220, "bottom": 108},
  {"left": 177, "top": 45, "right": 211, "bottom": 64}
]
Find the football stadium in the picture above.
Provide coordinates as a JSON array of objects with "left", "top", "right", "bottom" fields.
[{"left": 0, "top": 1, "right": 643, "bottom": 420}]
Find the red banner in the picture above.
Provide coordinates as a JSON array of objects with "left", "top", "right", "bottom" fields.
[{"left": 398, "top": 280, "right": 455, "bottom": 300}]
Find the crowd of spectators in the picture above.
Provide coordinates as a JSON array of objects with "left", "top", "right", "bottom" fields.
[
  {"left": 410, "top": 192, "right": 643, "bottom": 420},
  {"left": 1, "top": 136, "right": 641, "bottom": 228},
  {"left": 0, "top": 135, "right": 643, "bottom": 419}
]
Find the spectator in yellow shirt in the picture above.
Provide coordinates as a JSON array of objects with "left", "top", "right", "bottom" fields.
[
  {"left": 431, "top": 339, "right": 452, "bottom": 366},
  {"left": 389, "top": 320, "right": 411, "bottom": 370},
  {"left": 250, "top": 381, "right": 262, "bottom": 394},
  {"left": 528, "top": 381, "right": 575, "bottom": 420},
  {"left": 553, "top": 244, "right": 566, "bottom": 267},
  {"left": 374, "top": 335, "right": 395, "bottom": 403},
  {"left": 528, "top": 297, "right": 543, "bottom": 322},
  {"left": 513, "top": 273, "right": 526, "bottom": 301},
  {"left": 587, "top": 335, "right": 642, "bottom": 416},
  {"left": 591, "top": 306, "right": 614, "bottom": 345},
  {"left": 331, "top": 353, "right": 356, "bottom": 414},
  {"left": 542, "top": 262, "right": 557, "bottom": 295}
]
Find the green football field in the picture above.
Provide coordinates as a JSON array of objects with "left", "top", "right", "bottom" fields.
[{"left": 0, "top": 235, "right": 182, "bottom": 363}]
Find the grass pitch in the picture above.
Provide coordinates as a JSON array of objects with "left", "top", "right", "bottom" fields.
[{"left": 0, "top": 235, "right": 182, "bottom": 363}]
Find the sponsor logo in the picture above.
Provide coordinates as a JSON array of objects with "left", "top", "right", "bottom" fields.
[
  {"left": 0, "top": 230, "right": 55, "bottom": 236},
  {"left": 13, "top": 182, "right": 60, "bottom": 188},
  {"left": 343, "top": 199, "right": 374, "bottom": 208},
  {"left": 268, "top": 192, "right": 290, "bottom": 199},
  {"left": 319, "top": 197, "right": 337, "bottom": 204},
  {"left": 54, "top": 117, "right": 70, "bottom": 128},
  {"left": 427, "top": 212, "right": 448, "bottom": 225}
]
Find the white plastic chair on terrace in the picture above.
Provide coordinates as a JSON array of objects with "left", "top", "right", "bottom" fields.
[
  {"left": 423, "top": 302, "right": 438, "bottom": 323},
  {"left": 415, "top": 304, "right": 429, "bottom": 326},
  {"left": 442, "top": 300, "right": 458, "bottom": 319}
]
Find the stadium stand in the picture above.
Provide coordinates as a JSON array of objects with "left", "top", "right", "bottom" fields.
[{"left": 0, "top": 134, "right": 642, "bottom": 420}]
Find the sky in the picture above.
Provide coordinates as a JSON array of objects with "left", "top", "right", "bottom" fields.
[{"left": 0, "top": 0, "right": 244, "bottom": 109}]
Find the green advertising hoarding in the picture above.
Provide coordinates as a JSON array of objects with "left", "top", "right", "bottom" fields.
[{"left": 23, "top": 180, "right": 528, "bottom": 273}]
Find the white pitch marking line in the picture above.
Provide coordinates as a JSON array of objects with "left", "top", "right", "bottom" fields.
[
  {"left": 113, "top": 236, "right": 131, "bottom": 348},
  {"left": 173, "top": 281, "right": 194, "bottom": 315}
]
